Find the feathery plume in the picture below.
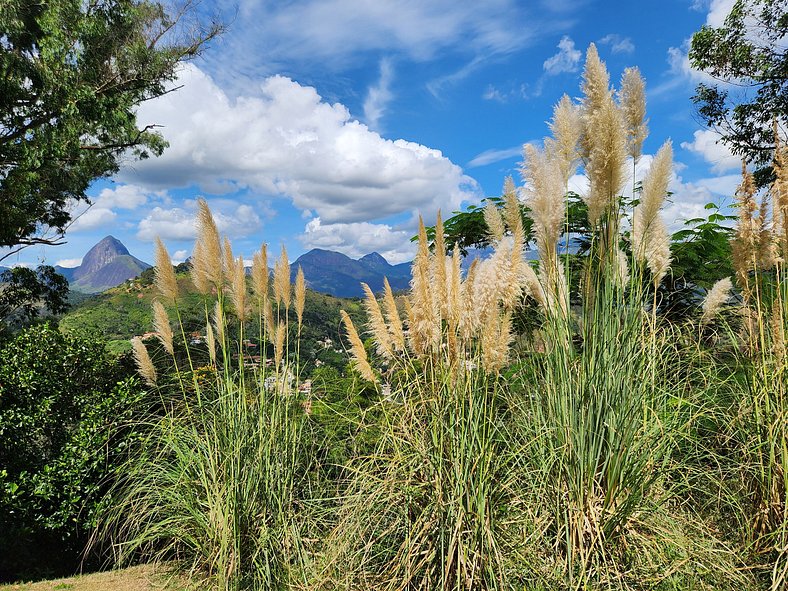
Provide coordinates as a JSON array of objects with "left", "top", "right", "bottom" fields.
[
  {"left": 205, "top": 322, "right": 217, "bottom": 365},
  {"left": 194, "top": 198, "right": 223, "bottom": 290},
  {"left": 152, "top": 300, "right": 174, "bottom": 356},
  {"left": 481, "top": 311, "right": 512, "bottom": 374},
  {"left": 341, "top": 310, "right": 376, "bottom": 382},
  {"left": 772, "top": 123, "right": 788, "bottom": 260},
  {"left": 701, "top": 277, "right": 733, "bottom": 324},
  {"left": 362, "top": 283, "right": 393, "bottom": 359},
  {"left": 579, "top": 43, "right": 611, "bottom": 160},
  {"left": 732, "top": 163, "right": 758, "bottom": 293},
  {"left": 295, "top": 266, "right": 306, "bottom": 328},
  {"left": 632, "top": 141, "right": 673, "bottom": 262},
  {"left": 274, "top": 321, "right": 286, "bottom": 369},
  {"left": 619, "top": 67, "right": 649, "bottom": 162},
  {"left": 755, "top": 193, "right": 777, "bottom": 270},
  {"left": 213, "top": 301, "right": 225, "bottom": 349},
  {"left": 522, "top": 144, "right": 565, "bottom": 267},
  {"left": 644, "top": 216, "right": 671, "bottom": 286},
  {"left": 131, "top": 337, "right": 157, "bottom": 386},
  {"left": 230, "top": 256, "right": 248, "bottom": 321},
  {"left": 263, "top": 300, "right": 275, "bottom": 342},
  {"left": 154, "top": 238, "right": 178, "bottom": 303},
  {"left": 432, "top": 211, "right": 448, "bottom": 318},
  {"left": 484, "top": 200, "right": 505, "bottom": 243},
  {"left": 502, "top": 177, "right": 521, "bottom": 235},
  {"left": 251, "top": 245, "right": 269, "bottom": 304},
  {"left": 520, "top": 262, "right": 548, "bottom": 311},
  {"left": 546, "top": 94, "right": 582, "bottom": 185},
  {"left": 583, "top": 93, "right": 628, "bottom": 227},
  {"left": 273, "top": 245, "right": 291, "bottom": 310},
  {"left": 409, "top": 217, "right": 438, "bottom": 352},
  {"left": 382, "top": 278, "right": 406, "bottom": 351},
  {"left": 447, "top": 248, "right": 462, "bottom": 329},
  {"left": 222, "top": 237, "right": 234, "bottom": 285},
  {"left": 460, "top": 259, "right": 480, "bottom": 340},
  {"left": 190, "top": 239, "right": 210, "bottom": 295}
]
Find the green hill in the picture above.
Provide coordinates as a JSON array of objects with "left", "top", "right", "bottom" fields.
[{"left": 59, "top": 269, "right": 366, "bottom": 368}]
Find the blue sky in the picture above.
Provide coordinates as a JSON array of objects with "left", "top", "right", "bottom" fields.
[{"left": 8, "top": 0, "right": 744, "bottom": 269}]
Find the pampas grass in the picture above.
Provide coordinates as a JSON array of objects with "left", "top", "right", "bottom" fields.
[
  {"left": 152, "top": 300, "right": 174, "bottom": 356},
  {"left": 154, "top": 237, "right": 178, "bottom": 303},
  {"left": 701, "top": 277, "right": 733, "bottom": 324},
  {"left": 619, "top": 66, "right": 648, "bottom": 163},
  {"left": 131, "top": 336, "right": 156, "bottom": 386}
]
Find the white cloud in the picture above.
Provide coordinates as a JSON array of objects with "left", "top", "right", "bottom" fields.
[
  {"left": 136, "top": 200, "right": 262, "bottom": 242},
  {"left": 125, "top": 65, "right": 478, "bottom": 225},
  {"left": 300, "top": 217, "right": 416, "bottom": 264},
  {"left": 69, "top": 207, "right": 117, "bottom": 232},
  {"left": 55, "top": 258, "right": 82, "bottom": 268},
  {"left": 543, "top": 36, "right": 581, "bottom": 76},
  {"left": 681, "top": 129, "right": 741, "bottom": 173},
  {"left": 172, "top": 250, "right": 189, "bottom": 264},
  {"left": 704, "top": 0, "right": 736, "bottom": 27},
  {"left": 599, "top": 34, "right": 635, "bottom": 54},
  {"left": 93, "top": 184, "right": 151, "bottom": 209},
  {"left": 363, "top": 58, "right": 394, "bottom": 131},
  {"left": 223, "top": 0, "right": 539, "bottom": 70},
  {"left": 468, "top": 146, "right": 523, "bottom": 168}
]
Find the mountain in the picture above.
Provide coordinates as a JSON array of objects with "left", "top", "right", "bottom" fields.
[
  {"left": 56, "top": 236, "right": 151, "bottom": 293},
  {"left": 291, "top": 249, "right": 411, "bottom": 298}
]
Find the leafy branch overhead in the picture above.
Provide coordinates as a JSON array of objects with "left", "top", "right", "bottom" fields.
[
  {"left": 0, "top": 0, "right": 223, "bottom": 254},
  {"left": 689, "top": 0, "right": 788, "bottom": 180}
]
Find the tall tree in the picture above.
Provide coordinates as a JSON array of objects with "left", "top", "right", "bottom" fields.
[
  {"left": 0, "top": 0, "right": 222, "bottom": 258},
  {"left": 689, "top": 0, "right": 788, "bottom": 177}
]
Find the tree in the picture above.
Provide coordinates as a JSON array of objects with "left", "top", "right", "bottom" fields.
[
  {"left": 0, "top": 265, "right": 70, "bottom": 333},
  {"left": 689, "top": 0, "right": 788, "bottom": 178},
  {"left": 0, "top": 0, "right": 222, "bottom": 258}
]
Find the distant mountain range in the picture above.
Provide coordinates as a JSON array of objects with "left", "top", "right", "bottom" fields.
[
  {"left": 52, "top": 236, "right": 414, "bottom": 298},
  {"left": 56, "top": 236, "right": 151, "bottom": 294},
  {"left": 291, "top": 249, "right": 411, "bottom": 298}
]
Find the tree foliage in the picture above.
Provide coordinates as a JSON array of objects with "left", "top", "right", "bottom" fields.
[
  {"left": 689, "top": 0, "right": 788, "bottom": 177},
  {"left": 0, "top": 265, "right": 70, "bottom": 333},
  {"left": 0, "top": 324, "right": 143, "bottom": 581},
  {"left": 0, "top": 0, "right": 221, "bottom": 256}
]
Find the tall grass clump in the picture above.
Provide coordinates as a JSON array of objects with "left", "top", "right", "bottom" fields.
[
  {"left": 321, "top": 207, "right": 531, "bottom": 590},
  {"left": 92, "top": 200, "right": 314, "bottom": 591},
  {"left": 720, "top": 135, "right": 788, "bottom": 590}
]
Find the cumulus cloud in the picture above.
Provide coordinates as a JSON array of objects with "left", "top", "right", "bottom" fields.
[
  {"left": 543, "top": 36, "right": 581, "bottom": 75},
  {"left": 363, "top": 58, "right": 394, "bottom": 131},
  {"left": 300, "top": 217, "right": 416, "bottom": 264},
  {"left": 681, "top": 129, "right": 741, "bottom": 173},
  {"left": 69, "top": 206, "right": 117, "bottom": 232},
  {"left": 93, "top": 184, "right": 151, "bottom": 209},
  {"left": 599, "top": 34, "right": 635, "bottom": 54},
  {"left": 136, "top": 200, "right": 262, "bottom": 242},
  {"left": 125, "top": 65, "right": 478, "bottom": 226}
]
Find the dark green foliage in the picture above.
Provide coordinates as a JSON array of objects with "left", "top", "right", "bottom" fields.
[
  {"left": 689, "top": 0, "right": 788, "bottom": 177},
  {"left": 0, "top": 0, "right": 221, "bottom": 251},
  {"left": 0, "top": 265, "right": 70, "bottom": 333},
  {"left": 0, "top": 324, "right": 144, "bottom": 581}
]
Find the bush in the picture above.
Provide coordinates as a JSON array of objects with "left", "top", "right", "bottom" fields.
[{"left": 0, "top": 324, "right": 144, "bottom": 582}]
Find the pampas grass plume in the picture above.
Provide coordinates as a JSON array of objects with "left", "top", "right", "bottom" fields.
[
  {"left": 195, "top": 198, "right": 223, "bottom": 290},
  {"left": 274, "top": 321, "right": 285, "bottom": 369},
  {"left": 362, "top": 282, "right": 393, "bottom": 359},
  {"left": 251, "top": 245, "right": 269, "bottom": 304},
  {"left": 205, "top": 321, "right": 217, "bottom": 365},
  {"left": 633, "top": 141, "right": 673, "bottom": 262},
  {"left": 341, "top": 310, "right": 376, "bottom": 383},
  {"left": 230, "top": 256, "right": 248, "bottom": 321},
  {"left": 546, "top": 94, "right": 582, "bottom": 184},
  {"left": 131, "top": 337, "right": 157, "bottom": 386},
  {"left": 484, "top": 201, "right": 505, "bottom": 242},
  {"left": 274, "top": 245, "right": 291, "bottom": 310},
  {"left": 619, "top": 67, "right": 648, "bottom": 162},
  {"left": 295, "top": 266, "right": 306, "bottom": 328},
  {"left": 382, "top": 278, "right": 406, "bottom": 351},
  {"left": 152, "top": 300, "right": 174, "bottom": 356},
  {"left": 701, "top": 277, "right": 732, "bottom": 324},
  {"left": 154, "top": 238, "right": 178, "bottom": 303}
]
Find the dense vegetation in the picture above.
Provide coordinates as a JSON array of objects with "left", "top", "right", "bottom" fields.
[{"left": 1, "top": 5, "right": 787, "bottom": 590}]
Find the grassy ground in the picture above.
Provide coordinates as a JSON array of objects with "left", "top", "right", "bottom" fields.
[{"left": 0, "top": 565, "right": 186, "bottom": 591}]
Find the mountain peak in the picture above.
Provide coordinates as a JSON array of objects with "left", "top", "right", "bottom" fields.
[{"left": 359, "top": 252, "right": 389, "bottom": 266}]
